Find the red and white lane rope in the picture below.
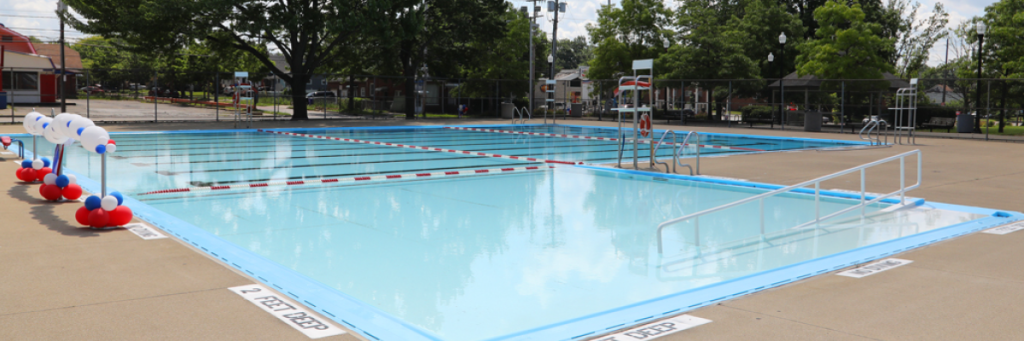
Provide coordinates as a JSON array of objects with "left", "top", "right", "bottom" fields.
[
  {"left": 442, "top": 126, "right": 765, "bottom": 152},
  {"left": 259, "top": 129, "right": 583, "bottom": 165},
  {"left": 137, "top": 165, "right": 554, "bottom": 196}
]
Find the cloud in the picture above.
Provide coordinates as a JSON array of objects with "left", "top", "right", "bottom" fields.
[{"left": 0, "top": 0, "right": 89, "bottom": 42}]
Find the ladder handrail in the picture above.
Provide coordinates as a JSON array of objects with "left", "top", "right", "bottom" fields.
[
  {"left": 676, "top": 131, "right": 700, "bottom": 176},
  {"left": 656, "top": 149, "right": 922, "bottom": 254},
  {"left": 651, "top": 130, "right": 677, "bottom": 173}
]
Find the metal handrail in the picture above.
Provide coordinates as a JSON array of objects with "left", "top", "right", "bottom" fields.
[
  {"left": 8, "top": 138, "right": 25, "bottom": 159},
  {"left": 676, "top": 131, "right": 700, "bottom": 176},
  {"left": 512, "top": 107, "right": 522, "bottom": 124},
  {"left": 656, "top": 149, "right": 922, "bottom": 254},
  {"left": 859, "top": 118, "right": 888, "bottom": 146},
  {"left": 651, "top": 130, "right": 677, "bottom": 173}
]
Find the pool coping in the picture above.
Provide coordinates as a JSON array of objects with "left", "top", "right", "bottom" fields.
[{"left": 10, "top": 128, "right": 1020, "bottom": 341}]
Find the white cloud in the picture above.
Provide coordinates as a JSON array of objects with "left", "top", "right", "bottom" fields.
[{"left": 0, "top": 0, "right": 89, "bottom": 42}]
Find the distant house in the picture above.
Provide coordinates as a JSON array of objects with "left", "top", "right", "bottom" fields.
[
  {"left": 924, "top": 84, "right": 963, "bottom": 104},
  {"left": 266, "top": 54, "right": 330, "bottom": 93},
  {"left": 0, "top": 24, "right": 82, "bottom": 104}
]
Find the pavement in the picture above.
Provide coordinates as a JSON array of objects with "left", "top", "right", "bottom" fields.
[{"left": 0, "top": 118, "right": 1022, "bottom": 341}]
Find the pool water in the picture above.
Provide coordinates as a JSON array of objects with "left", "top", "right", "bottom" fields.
[
  {"left": 140, "top": 167, "right": 982, "bottom": 340},
  {"left": 14, "top": 124, "right": 998, "bottom": 340}
]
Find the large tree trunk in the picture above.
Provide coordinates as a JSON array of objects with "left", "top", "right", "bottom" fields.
[{"left": 290, "top": 75, "right": 309, "bottom": 120}]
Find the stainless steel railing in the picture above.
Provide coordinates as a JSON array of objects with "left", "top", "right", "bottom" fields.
[{"left": 656, "top": 149, "right": 922, "bottom": 254}]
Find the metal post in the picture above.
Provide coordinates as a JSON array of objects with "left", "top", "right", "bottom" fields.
[
  {"left": 841, "top": 81, "right": 845, "bottom": 133},
  {"left": 101, "top": 153, "right": 106, "bottom": 197},
  {"left": 727, "top": 81, "right": 732, "bottom": 127},
  {"left": 814, "top": 182, "right": 820, "bottom": 226},
  {"left": 632, "top": 69, "right": 638, "bottom": 169},
  {"left": 32, "top": 136, "right": 37, "bottom": 160},
  {"left": 759, "top": 198, "right": 765, "bottom": 235},
  {"left": 986, "top": 80, "right": 991, "bottom": 140},
  {"left": 860, "top": 168, "right": 866, "bottom": 216},
  {"left": 780, "top": 45, "right": 785, "bottom": 131},
  {"left": 215, "top": 72, "right": 219, "bottom": 122},
  {"left": 86, "top": 71, "right": 90, "bottom": 118},
  {"left": 900, "top": 156, "right": 905, "bottom": 204},
  {"left": 154, "top": 72, "right": 158, "bottom": 122},
  {"left": 59, "top": 2, "right": 67, "bottom": 113}
]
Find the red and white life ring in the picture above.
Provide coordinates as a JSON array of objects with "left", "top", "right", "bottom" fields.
[{"left": 639, "top": 113, "right": 652, "bottom": 137}]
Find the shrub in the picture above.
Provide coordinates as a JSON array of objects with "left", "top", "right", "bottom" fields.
[{"left": 740, "top": 105, "right": 775, "bottom": 120}]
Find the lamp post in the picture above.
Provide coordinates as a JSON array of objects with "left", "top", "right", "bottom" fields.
[
  {"left": 58, "top": 1, "right": 67, "bottom": 113},
  {"left": 420, "top": 65, "right": 428, "bottom": 119},
  {"left": 778, "top": 32, "right": 787, "bottom": 130},
  {"left": 974, "top": 22, "right": 986, "bottom": 134},
  {"left": 768, "top": 52, "right": 774, "bottom": 125}
]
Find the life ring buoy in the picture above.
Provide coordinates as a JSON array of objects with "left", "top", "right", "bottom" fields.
[{"left": 639, "top": 113, "right": 652, "bottom": 137}]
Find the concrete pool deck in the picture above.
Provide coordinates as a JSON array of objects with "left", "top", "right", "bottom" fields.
[{"left": 1, "top": 119, "right": 1021, "bottom": 340}]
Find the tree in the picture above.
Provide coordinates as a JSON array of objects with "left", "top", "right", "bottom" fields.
[
  {"left": 63, "top": 0, "right": 367, "bottom": 120},
  {"left": 880, "top": 1, "right": 949, "bottom": 78},
  {"left": 554, "top": 36, "right": 593, "bottom": 70},
  {"left": 796, "top": 0, "right": 895, "bottom": 81},
  {"left": 356, "top": 0, "right": 507, "bottom": 119},
  {"left": 728, "top": 0, "right": 806, "bottom": 81},
  {"left": 657, "top": 0, "right": 759, "bottom": 120},
  {"left": 982, "top": 0, "right": 1024, "bottom": 132},
  {"left": 586, "top": 0, "right": 672, "bottom": 81},
  {"left": 459, "top": 5, "right": 548, "bottom": 100}
]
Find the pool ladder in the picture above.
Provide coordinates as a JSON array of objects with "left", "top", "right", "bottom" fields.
[
  {"left": 512, "top": 107, "right": 530, "bottom": 124},
  {"left": 859, "top": 117, "right": 889, "bottom": 146},
  {"left": 649, "top": 130, "right": 700, "bottom": 175}
]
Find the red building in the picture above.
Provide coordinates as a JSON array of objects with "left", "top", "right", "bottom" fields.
[{"left": 1, "top": 24, "right": 81, "bottom": 104}]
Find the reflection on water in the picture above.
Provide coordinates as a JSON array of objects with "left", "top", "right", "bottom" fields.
[{"left": 143, "top": 167, "right": 983, "bottom": 341}]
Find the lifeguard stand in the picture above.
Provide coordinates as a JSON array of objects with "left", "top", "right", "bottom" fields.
[
  {"left": 612, "top": 59, "right": 653, "bottom": 169},
  {"left": 892, "top": 78, "right": 918, "bottom": 145},
  {"left": 233, "top": 71, "right": 254, "bottom": 129}
]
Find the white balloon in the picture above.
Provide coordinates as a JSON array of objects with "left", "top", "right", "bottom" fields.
[
  {"left": 67, "top": 117, "right": 95, "bottom": 141},
  {"left": 80, "top": 126, "right": 110, "bottom": 153},
  {"left": 31, "top": 116, "right": 52, "bottom": 136},
  {"left": 43, "top": 173, "right": 57, "bottom": 185},
  {"left": 32, "top": 159, "right": 43, "bottom": 170},
  {"left": 44, "top": 124, "right": 69, "bottom": 144},
  {"left": 66, "top": 174, "right": 77, "bottom": 185},
  {"left": 101, "top": 195, "right": 119, "bottom": 211},
  {"left": 105, "top": 144, "right": 117, "bottom": 153},
  {"left": 54, "top": 113, "right": 79, "bottom": 138},
  {"left": 23, "top": 111, "right": 42, "bottom": 134}
]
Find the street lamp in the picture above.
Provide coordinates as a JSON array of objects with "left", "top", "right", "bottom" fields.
[
  {"left": 779, "top": 32, "right": 787, "bottom": 130},
  {"left": 974, "top": 22, "right": 986, "bottom": 133}
]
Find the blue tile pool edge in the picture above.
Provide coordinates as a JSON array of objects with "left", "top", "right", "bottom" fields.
[
  {"left": 13, "top": 147, "right": 444, "bottom": 341},
  {"left": 12, "top": 136, "right": 1019, "bottom": 341}
]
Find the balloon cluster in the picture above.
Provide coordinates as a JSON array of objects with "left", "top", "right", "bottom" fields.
[
  {"left": 76, "top": 192, "right": 132, "bottom": 228},
  {"left": 15, "top": 157, "right": 51, "bottom": 182},
  {"left": 39, "top": 172, "right": 83, "bottom": 201}
]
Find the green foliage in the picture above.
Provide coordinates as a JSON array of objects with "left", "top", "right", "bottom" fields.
[
  {"left": 727, "top": 0, "right": 805, "bottom": 81},
  {"left": 586, "top": 0, "right": 672, "bottom": 81},
  {"left": 740, "top": 105, "right": 775, "bottom": 120},
  {"left": 555, "top": 36, "right": 593, "bottom": 70},
  {"left": 657, "top": 0, "right": 759, "bottom": 88},
  {"left": 795, "top": 0, "right": 894, "bottom": 86},
  {"left": 458, "top": 4, "right": 546, "bottom": 98}
]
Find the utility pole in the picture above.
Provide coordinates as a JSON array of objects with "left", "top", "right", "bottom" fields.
[
  {"left": 941, "top": 37, "right": 948, "bottom": 105},
  {"left": 528, "top": 2, "right": 538, "bottom": 114},
  {"left": 549, "top": 0, "right": 565, "bottom": 79},
  {"left": 58, "top": 1, "right": 67, "bottom": 113}
]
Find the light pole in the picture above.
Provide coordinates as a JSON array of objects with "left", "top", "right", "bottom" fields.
[
  {"left": 58, "top": 1, "right": 67, "bottom": 113},
  {"left": 547, "top": 54, "right": 554, "bottom": 123},
  {"left": 779, "top": 32, "right": 787, "bottom": 130},
  {"left": 974, "top": 22, "right": 986, "bottom": 134},
  {"left": 768, "top": 52, "right": 774, "bottom": 125}
]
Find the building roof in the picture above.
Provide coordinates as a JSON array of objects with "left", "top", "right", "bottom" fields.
[
  {"left": 768, "top": 72, "right": 911, "bottom": 90},
  {"left": 0, "top": 24, "right": 37, "bottom": 54},
  {"left": 34, "top": 43, "right": 83, "bottom": 70}
]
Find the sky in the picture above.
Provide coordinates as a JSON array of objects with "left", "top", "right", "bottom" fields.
[{"left": 0, "top": 0, "right": 1000, "bottom": 66}]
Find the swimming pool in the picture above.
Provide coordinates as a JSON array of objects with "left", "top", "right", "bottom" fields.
[{"left": 13, "top": 124, "right": 1021, "bottom": 340}]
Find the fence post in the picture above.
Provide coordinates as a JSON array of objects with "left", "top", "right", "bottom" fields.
[
  {"left": 215, "top": 72, "right": 219, "bottom": 122},
  {"left": 727, "top": 81, "right": 732, "bottom": 128},
  {"left": 840, "top": 81, "right": 845, "bottom": 133},
  {"left": 86, "top": 70, "right": 90, "bottom": 118},
  {"left": 154, "top": 71, "right": 158, "bottom": 122},
  {"left": 986, "top": 80, "right": 991, "bottom": 141}
]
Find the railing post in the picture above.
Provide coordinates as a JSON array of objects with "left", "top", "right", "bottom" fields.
[
  {"left": 694, "top": 217, "right": 700, "bottom": 248},
  {"left": 814, "top": 182, "right": 820, "bottom": 227},
  {"left": 759, "top": 198, "right": 765, "bottom": 235},
  {"left": 900, "top": 156, "right": 906, "bottom": 205},
  {"left": 860, "top": 168, "right": 866, "bottom": 216},
  {"left": 695, "top": 133, "right": 700, "bottom": 175}
]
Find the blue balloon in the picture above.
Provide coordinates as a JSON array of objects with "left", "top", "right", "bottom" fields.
[
  {"left": 35, "top": 116, "right": 41, "bottom": 121},
  {"left": 55, "top": 174, "right": 70, "bottom": 188},
  {"left": 66, "top": 121, "right": 72, "bottom": 127},
  {"left": 42, "top": 123, "right": 48, "bottom": 129},
  {"left": 110, "top": 191, "right": 124, "bottom": 205},
  {"left": 21, "top": 160, "right": 32, "bottom": 168},
  {"left": 77, "top": 127, "right": 85, "bottom": 136},
  {"left": 95, "top": 145, "right": 106, "bottom": 154},
  {"left": 84, "top": 195, "right": 102, "bottom": 210},
  {"left": 41, "top": 157, "right": 51, "bottom": 167}
]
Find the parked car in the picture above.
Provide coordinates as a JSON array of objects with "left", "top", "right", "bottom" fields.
[
  {"left": 129, "top": 84, "right": 147, "bottom": 90},
  {"left": 80, "top": 86, "right": 104, "bottom": 94},
  {"left": 306, "top": 91, "right": 336, "bottom": 99}
]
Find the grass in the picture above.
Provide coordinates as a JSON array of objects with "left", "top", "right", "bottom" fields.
[{"left": 921, "top": 119, "right": 1024, "bottom": 135}]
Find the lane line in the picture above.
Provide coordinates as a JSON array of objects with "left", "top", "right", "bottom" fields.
[
  {"left": 137, "top": 165, "right": 554, "bottom": 196},
  {"left": 443, "top": 126, "right": 766, "bottom": 151},
  {"left": 259, "top": 130, "right": 584, "bottom": 165}
]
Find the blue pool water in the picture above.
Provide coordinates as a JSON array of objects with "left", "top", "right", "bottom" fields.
[{"left": 13, "top": 124, "right": 1009, "bottom": 340}]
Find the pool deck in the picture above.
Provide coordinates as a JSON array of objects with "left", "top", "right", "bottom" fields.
[{"left": 1, "top": 119, "right": 1022, "bottom": 340}]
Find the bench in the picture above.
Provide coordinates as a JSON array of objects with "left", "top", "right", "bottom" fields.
[
  {"left": 920, "top": 117, "right": 955, "bottom": 132},
  {"left": 742, "top": 117, "right": 775, "bottom": 128}
]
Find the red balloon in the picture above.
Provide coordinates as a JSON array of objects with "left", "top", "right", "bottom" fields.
[
  {"left": 62, "top": 184, "right": 83, "bottom": 200},
  {"left": 40, "top": 184, "right": 63, "bottom": 201},
  {"left": 108, "top": 206, "right": 133, "bottom": 226},
  {"left": 36, "top": 167, "right": 52, "bottom": 182},
  {"left": 88, "top": 208, "right": 110, "bottom": 228},
  {"left": 75, "top": 206, "right": 91, "bottom": 226},
  {"left": 107, "top": 139, "right": 116, "bottom": 145},
  {"left": 15, "top": 168, "right": 24, "bottom": 181},
  {"left": 21, "top": 168, "right": 36, "bottom": 182}
]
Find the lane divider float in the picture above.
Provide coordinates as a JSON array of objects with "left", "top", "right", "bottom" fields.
[
  {"left": 259, "top": 129, "right": 584, "bottom": 165},
  {"left": 137, "top": 165, "right": 554, "bottom": 196},
  {"left": 442, "top": 126, "right": 766, "bottom": 152}
]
